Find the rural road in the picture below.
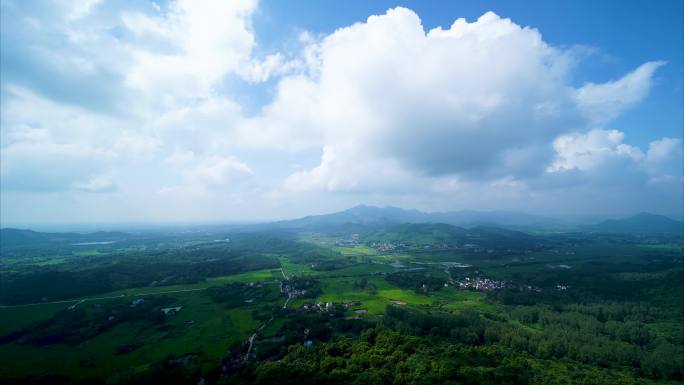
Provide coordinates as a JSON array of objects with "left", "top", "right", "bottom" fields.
[
  {"left": 244, "top": 333, "right": 257, "bottom": 362},
  {"left": 0, "top": 287, "right": 209, "bottom": 309},
  {"left": 243, "top": 316, "right": 275, "bottom": 362},
  {"left": 243, "top": 262, "right": 289, "bottom": 362}
]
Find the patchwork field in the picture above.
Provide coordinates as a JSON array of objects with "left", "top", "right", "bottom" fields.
[
  {"left": 2, "top": 234, "right": 682, "bottom": 384},
  {"left": 0, "top": 288, "right": 271, "bottom": 381},
  {"left": 0, "top": 251, "right": 500, "bottom": 380},
  {"left": 316, "top": 276, "right": 489, "bottom": 315}
]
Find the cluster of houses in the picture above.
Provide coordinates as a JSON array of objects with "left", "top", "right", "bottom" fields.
[
  {"left": 454, "top": 277, "right": 570, "bottom": 293},
  {"left": 546, "top": 263, "right": 573, "bottom": 270},
  {"left": 336, "top": 239, "right": 358, "bottom": 246},
  {"left": 161, "top": 306, "right": 182, "bottom": 315},
  {"left": 298, "top": 301, "right": 369, "bottom": 314},
  {"left": 299, "top": 302, "right": 334, "bottom": 313},
  {"left": 522, "top": 285, "right": 543, "bottom": 293},
  {"left": 549, "top": 249, "right": 576, "bottom": 255},
  {"left": 131, "top": 298, "right": 145, "bottom": 307},
  {"left": 456, "top": 277, "right": 510, "bottom": 291},
  {"left": 369, "top": 241, "right": 403, "bottom": 252},
  {"left": 280, "top": 282, "right": 307, "bottom": 299},
  {"left": 129, "top": 298, "right": 183, "bottom": 315},
  {"left": 336, "top": 234, "right": 360, "bottom": 246}
]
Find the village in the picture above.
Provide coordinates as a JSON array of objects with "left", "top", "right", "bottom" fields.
[
  {"left": 452, "top": 276, "right": 569, "bottom": 293},
  {"left": 369, "top": 241, "right": 404, "bottom": 252},
  {"left": 455, "top": 276, "right": 511, "bottom": 291}
]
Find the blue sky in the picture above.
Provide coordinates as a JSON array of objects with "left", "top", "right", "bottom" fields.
[
  {"left": 254, "top": 0, "right": 683, "bottom": 141},
  {"left": 1, "top": 0, "right": 682, "bottom": 224}
]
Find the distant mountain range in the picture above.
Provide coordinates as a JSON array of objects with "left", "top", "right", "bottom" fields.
[
  {"left": 271, "top": 204, "right": 562, "bottom": 230},
  {"left": 2, "top": 206, "right": 682, "bottom": 245},
  {"left": 588, "top": 212, "right": 683, "bottom": 235},
  {"left": 361, "top": 222, "right": 540, "bottom": 250},
  {"left": 269, "top": 205, "right": 683, "bottom": 235}
]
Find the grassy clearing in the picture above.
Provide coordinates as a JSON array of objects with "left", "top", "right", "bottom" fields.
[
  {"left": 316, "top": 262, "right": 396, "bottom": 278},
  {"left": 528, "top": 244, "right": 670, "bottom": 263},
  {"left": 0, "top": 256, "right": 68, "bottom": 268},
  {"left": 261, "top": 318, "right": 286, "bottom": 338},
  {"left": 364, "top": 253, "right": 414, "bottom": 263},
  {"left": 638, "top": 243, "right": 682, "bottom": 251},
  {"left": 72, "top": 250, "right": 103, "bottom": 257},
  {"left": 206, "top": 268, "right": 281, "bottom": 284},
  {"left": 404, "top": 251, "right": 470, "bottom": 263},
  {"left": 35, "top": 257, "right": 69, "bottom": 266},
  {"left": 70, "top": 269, "right": 280, "bottom": 300},
  {"left": 507, "top": 319, "right": 543, "bottom": 333},
  {"left": 278, "top": 256, "right": 316, "bottom": 278},
  {"left": 0, "top": 303, "right": 70, "bottom": 335},
  {"left": 315, "top": 277, "right": 395, "bottom": 314},
  {"left": 0, "top": 269, "right": 282, "bottom": 341},
  {"left": 330, "top": 245, "right": 377, "bottom": 256}
]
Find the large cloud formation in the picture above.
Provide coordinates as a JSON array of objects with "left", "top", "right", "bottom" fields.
[
  {"left": 0, "top": 2, "right": 681, "bottom": 222},
  {"left": 255, "top": 9, "right": 670, "bottom": 191}
]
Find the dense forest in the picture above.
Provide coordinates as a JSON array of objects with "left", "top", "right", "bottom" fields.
[{"left": 67, "top": 298, "right": 682, "bottom": 385}]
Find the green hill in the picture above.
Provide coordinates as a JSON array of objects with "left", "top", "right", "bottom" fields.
[{"left": 590, "top": 212, "right": 683, "bottom": 235}]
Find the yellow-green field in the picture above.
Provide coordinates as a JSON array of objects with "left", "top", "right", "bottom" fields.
[
  {"left": 315, "top": 262, "right": 396, "bottom": 278},
  {"left": 330, "top": 244, "right": 378, "bottom": 256},
  {"left": 278, "top": 256, "right": 316, "bottom": 277},
  {"left": 316, "top": 276, "right": 490, "bottom": 315}
]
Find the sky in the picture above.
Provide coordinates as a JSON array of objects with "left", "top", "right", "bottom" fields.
[{"left": 1, "top": 0, "right": 682, "bottom": 225}]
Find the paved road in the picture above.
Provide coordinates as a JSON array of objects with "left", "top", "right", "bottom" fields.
[
  {"left": 68, "top": 299, "right": 86, "bottom": 310},
  {"left": 244, "top": 333, "right": 257, "bottom": 362},
  {"left": 243, "top": 262, "right": 290, "bottom": 362},
  {"left": 0, "top": 287, "right": 208, "bottom": 309},
  {"left": 243, "top": 316, "right": 275, "bottom": 361}
]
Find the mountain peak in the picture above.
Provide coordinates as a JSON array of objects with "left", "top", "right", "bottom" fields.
[{"left": 274, "top": 204, "right": 565, "bottom": 230}]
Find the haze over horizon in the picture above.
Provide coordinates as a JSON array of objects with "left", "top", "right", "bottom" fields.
[
  {"left": 1, "top": 204, "right": 682, "bottom": 231},
  {"left": 1, "top": 0, "right": 683, "bottom": 224}
]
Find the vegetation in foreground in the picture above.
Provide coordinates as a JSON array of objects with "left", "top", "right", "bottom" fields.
[{"left": 0, "top": 222, "right": 682, "bottom": 385}]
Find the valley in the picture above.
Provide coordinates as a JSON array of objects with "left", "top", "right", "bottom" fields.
[{"left": 1, "top": 207, "right": 682, "bottom": 384}]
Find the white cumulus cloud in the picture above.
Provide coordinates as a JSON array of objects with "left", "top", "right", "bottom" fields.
[
  {"left": 1, "top": 3, "right": 681, "bottom": 222},
  {"left": 239, "top": 8, "right": 667, "bottom": 195}
]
